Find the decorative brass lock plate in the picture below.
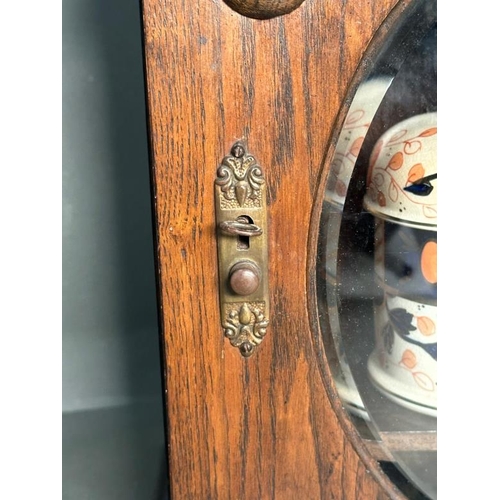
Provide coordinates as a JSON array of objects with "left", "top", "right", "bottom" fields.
[{"left": 215, "top": 142, "right": 269, "bottom": 357}]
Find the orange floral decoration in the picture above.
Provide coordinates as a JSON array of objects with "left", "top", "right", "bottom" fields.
[
  {"left": 407, "top": 163, "right": 425, "bottom": 185},
  {"left": 421, "top": 240, "right": 437, "bottom": 284},
  {"left": 387, "top": 151, "right": 404, "bottom": 170},
  {"left": 416, "top": 316, "right": 436, "bottom": 336},
  {"left": 401, "top": 349, "right": 417, "bottom": 369}
]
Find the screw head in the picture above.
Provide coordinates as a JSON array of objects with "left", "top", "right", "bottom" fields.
[
  {"left": 231, "top": 143, "right": 245, "bottom": 158},
  {"left": 239, "top": 342, "right": 254, "bottom": 357}
]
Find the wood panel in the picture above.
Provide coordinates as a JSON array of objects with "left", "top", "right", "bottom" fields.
[{"left": 141, "top": 0, "right": 403, "bottom": 498}]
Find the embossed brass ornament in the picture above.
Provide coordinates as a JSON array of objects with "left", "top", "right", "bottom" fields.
[
  {"left": 215, "top": 143, "right": 265, "bottom": 208},
  {"left": 215, "top": 143, "right": 269, "bottom": 357},
  {"left": 223, "top": 302, "right": 269, "bottom": 357}
]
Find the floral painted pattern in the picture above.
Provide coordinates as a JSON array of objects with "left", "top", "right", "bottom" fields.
[
  {"left": 380, "top": 295, "right": 437, "bottom": 393},
  {"left": 364, "top": 113, "right": 437, "bottom": 228},
  {"left": 382, "top": 304, "right": 437, "bottom": 360},
  {"left": 328, "top": 78, "right": 391, "bottom": 207}
]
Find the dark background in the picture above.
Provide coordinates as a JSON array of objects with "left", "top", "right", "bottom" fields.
[{"left": 62, "top": 0, "right": 167, "bottom": 497}]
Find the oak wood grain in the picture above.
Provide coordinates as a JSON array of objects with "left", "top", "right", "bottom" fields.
[{"left": 141, "top": 0, "right": 404, "bottom": 498}]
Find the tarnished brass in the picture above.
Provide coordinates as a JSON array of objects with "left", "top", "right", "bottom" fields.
[
  {"left": 220, "top": 219, "right": 263, "bottom": 237},
  {"left": 215, "top": 142, "right": 269, "bottom": 357},
  {"left": 229, "top": 261, "right": 261, "bottom": 296}
]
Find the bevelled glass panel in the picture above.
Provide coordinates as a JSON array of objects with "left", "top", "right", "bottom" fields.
[{"left": 316, "top": 0, "right": 437, "bottom": 497}]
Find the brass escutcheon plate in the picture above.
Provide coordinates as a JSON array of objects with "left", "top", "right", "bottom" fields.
[{"left": 215, "top": 142, "right": 269, "bottom": 357}]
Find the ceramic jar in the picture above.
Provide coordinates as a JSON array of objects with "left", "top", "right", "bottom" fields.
[{"left": 364, "top": 112, "right": 437, "bottom": 416}]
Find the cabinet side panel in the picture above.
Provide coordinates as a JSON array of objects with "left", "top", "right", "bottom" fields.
[{"left": 141, "top": 0, "right": 399, "bottom": 498}]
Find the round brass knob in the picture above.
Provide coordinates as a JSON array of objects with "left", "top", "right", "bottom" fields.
[{"left": 229, "top": 261, "right": 260, "bottom": 296}]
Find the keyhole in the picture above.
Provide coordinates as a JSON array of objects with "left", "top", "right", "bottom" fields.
[{"left": 236, "top": 215, "right": 253, "bottom": 250}]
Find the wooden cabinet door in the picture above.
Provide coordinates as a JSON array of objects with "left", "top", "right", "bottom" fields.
[{"left": 141, "top": 0, "right": 414, "bottom": 498}]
